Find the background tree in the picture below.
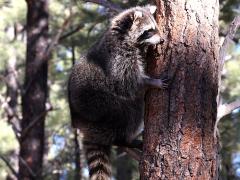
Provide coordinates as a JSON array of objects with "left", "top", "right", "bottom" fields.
[{"left": 19, "top": 0, "right": 49, "bottom": 179}]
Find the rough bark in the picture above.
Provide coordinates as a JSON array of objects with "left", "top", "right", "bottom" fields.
[
  {"left": 140, "top": 0, "right": 219, "bottom": 179},
  {"left": 19, "top": 0, "right": 49, "bottom": 179}
]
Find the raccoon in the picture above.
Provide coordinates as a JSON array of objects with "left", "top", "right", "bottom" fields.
[{"left": 68, "top": 5, "right": 167, "bottom": 180}]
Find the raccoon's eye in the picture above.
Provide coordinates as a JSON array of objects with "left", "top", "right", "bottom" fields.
[{"left": 138, "top": 29, "right": 157, "bottom": 41}]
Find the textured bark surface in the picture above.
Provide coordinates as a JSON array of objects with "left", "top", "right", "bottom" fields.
[
  {"left": 19, "top": 0, "right": 49, "bottom": 179},
  {"left": 140, "top": 0, "right": 219, "bottom": 179}
]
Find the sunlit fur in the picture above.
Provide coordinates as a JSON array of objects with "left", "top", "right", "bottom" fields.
[{"left": 68, "top": 5, "right": 161, "bottom": 180}]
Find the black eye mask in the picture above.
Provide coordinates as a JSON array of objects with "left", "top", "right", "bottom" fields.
[{"left": 137, "top": 29, "right": 157, "bottom": 42}]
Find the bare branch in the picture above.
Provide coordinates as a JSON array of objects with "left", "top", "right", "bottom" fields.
[
  {"left": 0, "top": 94, "right": 21, "bottom": 141},
  {"left": 21, "top": 112, "right": 46, "bottom": 140},
  {"left": 19, "top": 157, "right": 36, "bottom": 178},
  {"left": 0, "top": 154, "right": 18, "bottom": 179},
  {"left": 21, "top": 105, "right": 57, "bottom": 140},
  {"left": 121, "top": 147, "right": 141, "bottom": 161},
  {"left": 219, "top": 16, "right": 240, "bottom": 73},
  {"left": 115, "top": 151, "right": 127, "bottom": 159},
  {"left": 217, "top": 99, "right": 240, "bottom": 120},
  {"left": 45, "top": 14, "right": 76, "bottom": 57},
  {"left": 218, "top": 16, "right": 240, "bottom": 105},
  {"left": 59, "top": 23, "right": 85, "bottom": 41},
  {"left": 83, "top": 0, "right": 122, "bottom": 13},
  {"left": 215, "top": 99, "right": 240, "bottom": 137},
  {"left": 0, "top": 74, "right": 6, "bottom": 83},
  {"left": 219, "top": 31, "right": 239, "bottom": 44}
]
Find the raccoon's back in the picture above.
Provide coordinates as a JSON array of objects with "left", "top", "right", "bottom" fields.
[
  {"left": 69, "top": 58, "right": 125, "bottom": 122},
  {"left": 68, "top": 56, "right": 144, "bottom": 132},
  {"left": 68, "top": 57, "right": 112, "bottom": 120}
]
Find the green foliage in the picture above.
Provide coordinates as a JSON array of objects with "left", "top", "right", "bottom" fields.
[
  {"left": 0, "top": 121, "right": 18, "bottom": 154},
  {"left": 220, "top": 0, "right": 240, "bottom": 23}
]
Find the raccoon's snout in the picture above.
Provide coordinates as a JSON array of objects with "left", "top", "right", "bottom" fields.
[{"left": 144, "top": 33, "right": 164, "bottom": 45}]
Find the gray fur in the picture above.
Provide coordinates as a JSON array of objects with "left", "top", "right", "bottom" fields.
[{"left": 68, "top": 5, "right": 165, "bottom": 180}]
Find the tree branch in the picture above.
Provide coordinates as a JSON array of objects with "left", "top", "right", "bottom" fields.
[
  {"left": 215, "top": 99, "right": 240, "bottom": 137},
  {"left": 217, "top": 99, "right": 240, "bottom": 120},
  {"left": 0, "top": 154, "right": 18, "bottom": 179},
  {"left": 0, "top": 74, "right": 6, "bottom": 83},
  {"left": 19, "top": 156, "right": 36, "bottom": 178},
  {"left": 0, "top": 94, "right": 21, "bottom": 141},
  {"left": 219, "top": 16, "right": 240, "bottom": 73},
  {"left": 83, "top": 0, "right": 122, "bottom": 13},
  {"left": 219, "top": 31, "right": 239, "bottom": 44},
  {"left": 20, "top": 105, "right": 56, "bottom": 140},
  {"left": 121, "top": 147, "right": 141, "bottom": 161},
  {"left": 59, "top": 23, "right": 85, "bottom": 41},
  {"left": 218, "top": 16, "right": 240, "bottom": 105},
  {"left": 45, "top": 14, "right": 76, "bottom": 58}
]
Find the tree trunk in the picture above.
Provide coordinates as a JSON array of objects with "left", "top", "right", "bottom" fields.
[
  {"left": 19, "top": 0, "right": 49, "bottom": 179},
  {"left": 74, "top": 129, "right": 82, "bottom": 180},
  {"left": 140, "top": 0, "right": 219, "bottom": 179}
]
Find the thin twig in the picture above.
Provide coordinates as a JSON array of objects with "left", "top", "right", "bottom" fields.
[
  {"left": 20, "top": 111, "right": 47, "bottom": 140},
  {"left": 0, "top": 154, "right": 18, "bottom": 179},
  {"left": 121, "top": 147, "right": 141, "bottom": 161},
  {"left": 219, "top": 16, "right": 240, "bottom": 72},
  {"left": 0, "top": 94, "right": 21, "bottom": 141},
  {"left": 0, "top": 74, "right": 6, "bottom": 83},
  {"left": 115, "top": 151, "right": 127, "bottom": 159},
  {"left": 19, "top": 156, "right": 37, "bottom": 178},
  {"left": 219, "top": 31, "right": 239, "bottom": 44},
  {"left": 59, "top": 23, "right": 85, "bottom": 41},
  {"left": 21, "top": 107, "right": 57, "bottom": 140},
  {"left": 45, "top": 13, "right": 76, "bottom": 58},
  {"left": 83, "top": 0, "right": 122, "bottom": 13},
  {"left": 218, "top": 16, "right": 240, "bottom": 105}
]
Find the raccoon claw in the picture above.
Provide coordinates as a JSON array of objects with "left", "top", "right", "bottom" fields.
[
  {"left": 151, "top": 78, "right": 169, "bottom": 89},
  {"left": 160, "top": 78, "right": 169, "bottom": 89},
  {"left": 143, "top": 76, "right": 169, "bottom": 89}
]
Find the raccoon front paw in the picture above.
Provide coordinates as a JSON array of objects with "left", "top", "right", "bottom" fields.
[
  {"left": 155, "top": 78, "right": 169, "bottom": 89},
  {"left": 144, "top": 77, "right": 169, "bottom": 89}
]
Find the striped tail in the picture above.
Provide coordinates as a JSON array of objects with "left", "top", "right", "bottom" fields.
[{"left": 85, "top": 143, "right": 112, "bottom": 180}]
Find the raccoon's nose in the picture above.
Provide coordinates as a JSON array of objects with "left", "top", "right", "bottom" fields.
[{"left": 159, "top": 38, "right": 165, "bottom": 44}]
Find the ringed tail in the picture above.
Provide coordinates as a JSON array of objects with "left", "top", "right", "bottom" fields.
[{"left": 85, "top": 142, "right": 112, "bottom": 180}]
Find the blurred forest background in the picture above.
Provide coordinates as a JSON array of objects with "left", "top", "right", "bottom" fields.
[{"left": 0, "top": 0, "right": 239, "bottom": 179}]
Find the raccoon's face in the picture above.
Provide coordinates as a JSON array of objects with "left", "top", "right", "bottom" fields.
[{"left": 111, "top": 5, "right": 164, "bottom": 46}]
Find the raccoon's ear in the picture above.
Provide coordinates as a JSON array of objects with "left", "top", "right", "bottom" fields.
[
  {"left": 146, "top": 5, "right": 157, "bottom": 14},
  {"left": 111, "top": 12, "right": 134, "bottom": 33},
  {"left": 134, "top": 11, "right": 143, "bottom": 19}
]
